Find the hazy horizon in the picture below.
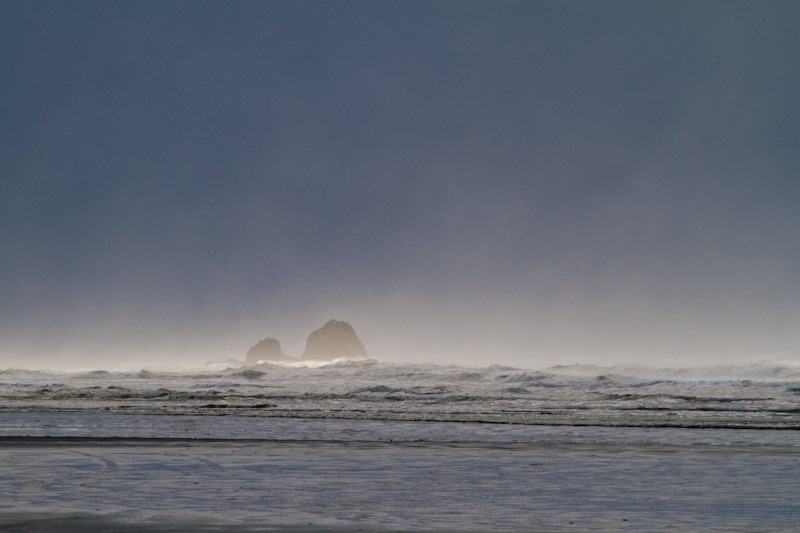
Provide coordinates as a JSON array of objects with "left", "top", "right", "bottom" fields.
[{"left": 2, "top": 2, "right": 799, "bottom": 370}]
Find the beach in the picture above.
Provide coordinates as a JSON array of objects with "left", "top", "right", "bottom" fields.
[
  {"left": 2, "top": 362, "right": 799, "bottom": 530},
  {"left": 1, "top": 415, "right": 799, "bottom": 531}
]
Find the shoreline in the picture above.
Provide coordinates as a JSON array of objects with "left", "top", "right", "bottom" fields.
[
  {"left": 1, "top": 411, "right": 799, "bottom": 447},
  {"left": 1, "top": 434, "right": 799, "bottom": 454}
]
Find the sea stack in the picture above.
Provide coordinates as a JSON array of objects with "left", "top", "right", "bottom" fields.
[
  {"left": 245, "top": 337, "right": 295, "bottom": 365},
  {"left": 301, "top": 319, "right": 368, "bottom": 362}
]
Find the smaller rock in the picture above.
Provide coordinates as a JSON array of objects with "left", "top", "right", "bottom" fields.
[{"left": 245, "top": 338, "right": 295, "bottom": 365}]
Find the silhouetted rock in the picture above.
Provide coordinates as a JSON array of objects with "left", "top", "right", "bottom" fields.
[
  {"left": 245, "top": 337, "right": 296, "bottom": 364},
  {"left": 301, "top": 319, "right": 368, "bottom": 362}
]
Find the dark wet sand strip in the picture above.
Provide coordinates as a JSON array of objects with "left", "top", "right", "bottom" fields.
[{"left": 1, "top": 437, "right": 799, "bottom": 531}]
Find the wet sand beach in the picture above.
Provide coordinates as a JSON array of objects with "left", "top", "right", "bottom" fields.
[{"left": 1, "top": 432, "right": 799, "bottom": 531}]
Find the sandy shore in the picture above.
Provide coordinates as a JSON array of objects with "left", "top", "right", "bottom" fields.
[{"left": 1, "top": 435, "right": 799, "bottom": 531}]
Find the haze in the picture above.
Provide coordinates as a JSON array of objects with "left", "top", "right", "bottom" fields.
[{"left": 2, "top": 2, "right": 798, "bottom": 370}]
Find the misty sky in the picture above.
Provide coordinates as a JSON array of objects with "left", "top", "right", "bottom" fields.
[{"left": 2, "top": 1, "right": 799, "bottom": 368}]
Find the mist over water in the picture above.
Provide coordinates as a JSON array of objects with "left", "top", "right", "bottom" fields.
[{"left": 1, "top": 276, "right": 798, "bottom": 371}]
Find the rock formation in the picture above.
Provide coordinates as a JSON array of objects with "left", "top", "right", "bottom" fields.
[
  {"left": 243, "top": 320, "right": 368, "bottom": 365},
  {"left": 245, "top": 337, "right": 295, "bottom": 365},
  {"left": 301, "top": 319, "right": 368, "bottom": 362}
]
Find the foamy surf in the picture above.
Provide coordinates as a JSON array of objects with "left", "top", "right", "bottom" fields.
[{"left": 1, "top": 361, "right": 799, "bottom": 430}]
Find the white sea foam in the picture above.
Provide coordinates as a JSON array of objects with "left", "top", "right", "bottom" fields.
[{"left": 1, "top": 360, "right": 799, "bottom": 430}]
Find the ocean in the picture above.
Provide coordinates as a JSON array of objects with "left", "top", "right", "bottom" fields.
[
  {"left": 1, "top": 360, "right": 799, "bottom": 530},
  {"left": 2, "top": 359, "right": 800, "bottom": 432}
]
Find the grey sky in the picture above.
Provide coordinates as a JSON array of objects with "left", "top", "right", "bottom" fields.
[{"left": 2, "top": 1, "right": 799, "bottom": 368}]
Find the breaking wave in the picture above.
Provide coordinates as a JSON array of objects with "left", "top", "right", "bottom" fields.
[{"left": 0, "top": 360, "right": 798, "bottom": 429}]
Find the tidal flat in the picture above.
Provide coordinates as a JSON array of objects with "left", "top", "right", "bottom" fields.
[{"left": 1, "top": 415, "right": 799, "bottom": 531}]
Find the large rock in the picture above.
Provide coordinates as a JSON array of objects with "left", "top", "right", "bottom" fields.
[
  {"left": 245, "top": 337, "right": 295, "bottom": 364},
  {"left": 301, "top": 319, "right": 368, "bottom": 362}
]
